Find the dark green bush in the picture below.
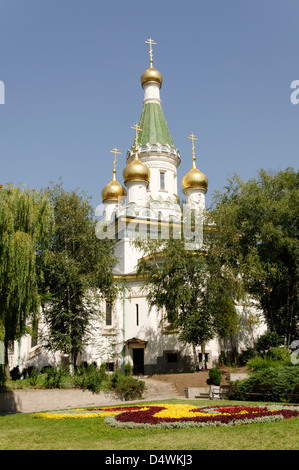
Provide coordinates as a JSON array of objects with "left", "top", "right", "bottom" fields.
[
  {"left": 110, "top": 370, "right": 121, "bottom": 388},
  {"left": 0, "top": 365, "right": 6, "bottom": 387},
  {"left": 44, "top": 365, "right": 68, "bottom": 389},
  {"left": 10, "top": 366, "right": 21, "bottom": 381},
  {"left": 73, "top": 362, "right": 108, "bottom": 393},
  {"left": 110, "top": 373, "right": 146, "bottom": 400},
  {"left": 227, "top": 366, "right": 299, "bottom": 402},
  {"left": 124, "top": 363, "right": 132, "bottom": 376},
  {"left": 208, "top": 367, "right": 221, "bottom": 386},
  {"left": 21, "top": 366, "right": 38, "bottom": 379},
  {"left": 28, "top": 368, "right": 39, "bottom": 386}
]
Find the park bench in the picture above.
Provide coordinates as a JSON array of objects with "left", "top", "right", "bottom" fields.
[
  {"left": 193, "top": 384, "right": 299, "bottom": 402},
  {"left": 289, "top": 384, "right": 299, "bottom": 402},
  {"left": 245, "top": 384, "right": 299, "bottom": 402},
  {"left": 194, "top": 385, "right": 233, "bottom": 400},
  {"left": 219, "top": 384, "right": 231, "bottom": 399},
  {"left": 244, "top": 384, "right": 273, "bottom": 401},
  {"left": 194, "top": 390, "right": 210, "bottom": 399}
]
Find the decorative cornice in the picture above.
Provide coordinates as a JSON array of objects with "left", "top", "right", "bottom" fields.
[
  {"left": 144, "top": 161, "right": 177, "bottom": 171},
  {"left": 127, "top": 144, "right": 180, "bottom": 166}
]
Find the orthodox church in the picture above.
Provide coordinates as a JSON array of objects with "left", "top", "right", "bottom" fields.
[{"left": 9, "top": 40, "right": 265, "bottom": 375}]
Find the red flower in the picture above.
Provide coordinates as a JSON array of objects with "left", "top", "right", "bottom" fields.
[{"left": 113, "top": 405, "right": 299, "bottom": 426}]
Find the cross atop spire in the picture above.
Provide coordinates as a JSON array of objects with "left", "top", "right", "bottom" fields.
[
  {"left": 110, "top": 147, "right": 122, "bottom": 173},
  {"left": 131, "top": 123, "right": 143, "bottom": 148},
  {"left": 145, "top": 38, "right": 157, "bottom": 65},
  {"left": 187, "top": 133, "right": 199, "bottom": 162}
]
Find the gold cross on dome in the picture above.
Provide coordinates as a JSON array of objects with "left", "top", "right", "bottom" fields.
[
  {"left": 110, "top": 147, "right": 122, "bottom": 171},
  {"left": 145, "top": 38, "right": 157, "bottom": 63},
  {"left": 131, "top": 123, "right": 143, "bottom": 146},
  {"left": 187, "top": 133, "right": 199, "bottom": 161}
]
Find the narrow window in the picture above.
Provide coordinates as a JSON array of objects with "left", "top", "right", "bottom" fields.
[
  {"left": 199, "top": 353, "right": 209, "bottom": 363},
  {"left": 167, "top": 353, "right": 178, "bottom": 363},
  {"left": 160, "top": 171, "right": 165, "bottom": 190},
  {"left": 105, "top": 301, "right": 112, "bottom": 326},
  {"left": 106, "top": 362, "right": 114, "bottom": 372},
  {"left": 136, "top": 304, "right": 139, "bottom": 326}
]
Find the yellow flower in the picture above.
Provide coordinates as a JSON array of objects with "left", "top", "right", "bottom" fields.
[
  {"left": 152, "top": 404, "right": 212, "bottom": 419},
  {"left": 34, "top": 411, "right": 120, "bottom": 419},
  {"left": 33, "top": 406, "right": 150, "bottom": 420}
]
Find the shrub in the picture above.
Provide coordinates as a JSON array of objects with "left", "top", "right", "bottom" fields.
[
  {"left": 247, "top": 346, "right": 292, "bottom": 371},
  {"left": 268, "top": 346, "right": 292, "bottom": 363},
  {"left": 10, "top": 366, "right": 21, "bottom": 381},
  {"left": 227, "top": 366, "right": 299, "bottom": 402},
  {"left": 208, "top": 367, "right": 221, "bottom": 386},
  {"left": 0, "top": 365, "right": 6, "bottom": 387},
  {"left": 43, "top": 365, "right": 68, "bottom": 389},
  {"left": 73, "top": 362, "right": 108, "bottom": 393},
  {"left": 28, "top": 368, "right": 39, "bottom": 386},
  {"left": 99, "top": 363, "right": 108, "bottom": 380},
  {"left": 124, "top": 363, "right": 132, "bottom": 376},
  {"left": 110, "top": 374, "right": 146, "bottom": 400},
  {"left": 21, "top": 366, "right": 39, "bottom": 380}
]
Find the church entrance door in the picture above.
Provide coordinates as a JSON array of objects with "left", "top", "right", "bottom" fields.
[{"left": 133, "top": 348, "right": 144, "bottom": 375}]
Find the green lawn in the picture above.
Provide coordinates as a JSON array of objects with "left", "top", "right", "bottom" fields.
[{"left": 0, "top": 399, "right": 298, "bottom": 450}]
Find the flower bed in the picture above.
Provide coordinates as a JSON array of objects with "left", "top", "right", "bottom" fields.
[{"left": 33, "top": 403, "right": 299, "bottom": 428}]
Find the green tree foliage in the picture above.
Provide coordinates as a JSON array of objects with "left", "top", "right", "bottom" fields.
[
  {"left": 41, "top": 182, "right": 117, "bottom": 368},
  {"left": 135, "top": 236, "right": 226, "bottom": 369},
  {"left": 256, "top": 331, "right": 284, "bottom": 354},
  {"left": 213, "top": 295, "right": 241, "bottom": 363},
  {"left": 210, "top": 168, "right": 299, "bottom": 345},
  {"left": 0, "top": 184, "right": 54, "bottom": 376}
]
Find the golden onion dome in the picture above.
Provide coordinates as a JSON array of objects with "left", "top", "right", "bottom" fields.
[
  {"left": 123, "top": 150, "right": 150, "bottom": 185},
  {"left": 182, "top": 160, "right": 208, "bottom": 193},
  {"left": 102, "top": 170, "right": 126, "bottom": 202},
  {"left": 141, "top": 64, "right": 163, "bottom": 88}
]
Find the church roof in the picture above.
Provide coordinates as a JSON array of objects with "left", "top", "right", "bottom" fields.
[{"left": 136, "top": 102, "right": 174, "bottom": 147}]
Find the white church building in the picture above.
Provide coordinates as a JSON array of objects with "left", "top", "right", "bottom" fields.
[{"left": 8, "top": 41, "right": 266, "bottom": 375}]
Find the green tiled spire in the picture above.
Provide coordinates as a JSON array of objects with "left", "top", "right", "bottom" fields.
[{"left": 136, "top": 103, "right": 174, "bottom": 147}]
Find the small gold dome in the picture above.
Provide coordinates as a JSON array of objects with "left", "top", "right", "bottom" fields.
[
  {"left": 182, "top": 161, "right": 208, "bottom": 193},
  {"left": 141, "top": 64, "right": 163, "bottom": 88},
  {"left": 102, "top": 171, "right": 126, "bottom": 202},
  {"left": 123, "top": 151, "right": 150, "bottom": 185}
]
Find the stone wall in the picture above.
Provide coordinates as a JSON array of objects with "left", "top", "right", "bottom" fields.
[{"left": 0, "top": 389, "right": 122, "bottom": 414}]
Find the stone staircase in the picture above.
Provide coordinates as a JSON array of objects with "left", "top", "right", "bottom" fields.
[{"left": 142, "top": 377, "right": 183, "bottom": 400}]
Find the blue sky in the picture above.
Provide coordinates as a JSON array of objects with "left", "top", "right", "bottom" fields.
[{"left": 0, "top": 0, "right": 298, "bottom": 210}]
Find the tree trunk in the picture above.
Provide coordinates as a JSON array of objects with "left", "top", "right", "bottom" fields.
[
  {"left": 192, "top": 343, "right": 200, "bottom": 370},
  {"left": 201, "top": 342, "right": 206, "bottom": 370},
  {"left": 69, "top": 351, "right": 76, "bottom": 375},
  {"left": 4, "top": 339, "right": 10, "bottom": 379},
  {"left": 230, "top": 335, "right": 238, "bottom": 364}
]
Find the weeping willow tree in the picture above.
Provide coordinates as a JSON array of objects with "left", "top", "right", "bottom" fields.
[{"left": 0, "top": 184, "right": 54, "bottom": 378}]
